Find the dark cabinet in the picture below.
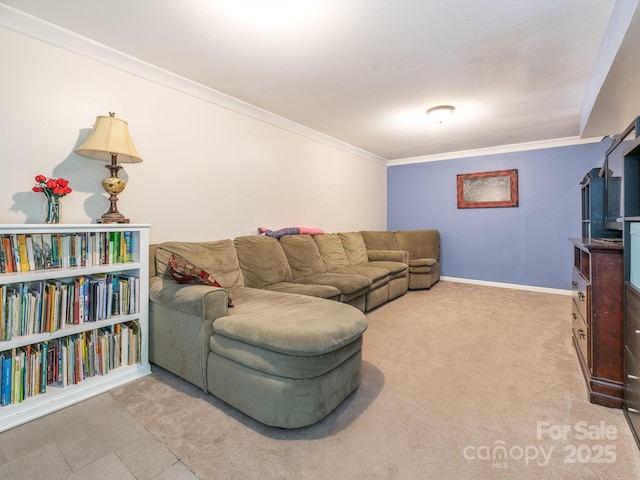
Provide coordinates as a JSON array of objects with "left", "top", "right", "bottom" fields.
[{"left": 570, "top": 238, "right": 624, "bottom": 408}]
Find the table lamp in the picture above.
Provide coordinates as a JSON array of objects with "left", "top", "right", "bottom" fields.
[{"left": 75, "top": 112, "right": 142, "bottom": 223}]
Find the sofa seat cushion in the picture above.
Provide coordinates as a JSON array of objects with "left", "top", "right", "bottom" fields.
[
  {"left": 365, "top": 260, "right": 407, "bottom": 278},
  {"left": 331, "top": 265, "right": 389, "bottom": 290},
  {"left": 409, "top": 258, "right": 438, "bottom": 267},
  {"left": 213, "top": 288, "right": 367, "bottom": 356},
  {"left": 295, "top": 273, "right": 371, "bottom": 302},
  {"left": 408, "top": 258, "right": 438, "bottom": 273},
  {"left": 260, "top": 282, "right": 341, "bottom": 300},
  {"left": 210, "top": 334, "right": 362, "bottom": 379}
]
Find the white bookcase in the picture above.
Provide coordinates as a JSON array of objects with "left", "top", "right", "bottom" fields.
[{"left": 0, "top": 224, "right": 151, "bottom": 432}]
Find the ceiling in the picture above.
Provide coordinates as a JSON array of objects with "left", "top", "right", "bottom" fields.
[{"left": 3, "top": 0, "right": 640, "bottom": 161}]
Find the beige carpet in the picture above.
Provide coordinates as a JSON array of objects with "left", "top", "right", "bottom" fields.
[{"left": 111, "top": 281, "right": 640, "bottom": 479}]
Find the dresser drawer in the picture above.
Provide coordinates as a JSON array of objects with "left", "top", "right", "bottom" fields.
[
  {"left": 626, "top": 283, "right": 640, "bottom": 360},
  {"left": 625, "top": 348, "right": 640, "bottom": 434},
  {"left": 572, "top": 268, "right": 590, "bottom": 325},
  {"left": 573, "top": 301, "right": 590, "bottom": 370}
]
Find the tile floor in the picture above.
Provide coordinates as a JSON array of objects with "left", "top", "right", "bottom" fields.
[{"left": 0, "top": 392, "right": 198, "bottom": 480}]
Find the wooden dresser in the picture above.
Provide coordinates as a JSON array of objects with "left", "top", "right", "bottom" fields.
[{"left": 570, "top": 238, "right": 624, "bottom": 408}]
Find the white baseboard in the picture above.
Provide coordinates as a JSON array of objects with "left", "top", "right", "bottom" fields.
[{"left": 440, "top": 276, "right": 572, "bottom": 296}]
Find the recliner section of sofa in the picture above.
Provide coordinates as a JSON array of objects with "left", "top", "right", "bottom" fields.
[
  {"left": 338, "top": 232, "right": 409, "bottom": 302},
  {"left": 311, "top": 232, "right": 408, "bottom": 311},
  {"left": 360, "top": 229, "right": 441, "bottom": 290}
]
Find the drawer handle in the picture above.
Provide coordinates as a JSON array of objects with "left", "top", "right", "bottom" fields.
[
  {"left": 578, "top": 329, "right": 586, "bottom": 340},
  {"left": 578, "top": 291, "right": 585, "bottom": 301},
  {"left": 636, "top": 330, "right": 640, "bottom": 335},
  {"left": 629, "top": 408, "right": 640, "bottom": 413},
  {"left": 629, "top": 374, "right": 640, "bottom": 380}
]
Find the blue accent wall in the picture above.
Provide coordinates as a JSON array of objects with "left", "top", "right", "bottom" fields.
[{"left": 388, "top": 141, "right": 610, "bottom": 290}]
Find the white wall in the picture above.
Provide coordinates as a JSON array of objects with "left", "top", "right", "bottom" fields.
[{"left": 0, "top": 26, "right": 386, "bottom": 244}]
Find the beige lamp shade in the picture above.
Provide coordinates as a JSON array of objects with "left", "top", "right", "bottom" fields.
[{"left": 75, "top": 114, "right": 143, "bottom": 163}]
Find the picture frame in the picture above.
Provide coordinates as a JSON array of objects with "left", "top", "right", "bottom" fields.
[{"left": 457, "top": 169, "right": 518, "bottom": 209}]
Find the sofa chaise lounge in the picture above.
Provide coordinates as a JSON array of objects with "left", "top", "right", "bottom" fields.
[{"left": 149, "top": 239, "right": 368, "bottom": 428}]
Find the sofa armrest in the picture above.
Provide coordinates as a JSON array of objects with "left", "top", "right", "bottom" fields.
[
  {"left": 149, "top": 276, "right": 229, "bottom": 392},
  {"left": 367, "top": 249, "right": 409, "bottom": 264}
]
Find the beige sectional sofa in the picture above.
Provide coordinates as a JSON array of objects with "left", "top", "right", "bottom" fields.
[{"left": 148, "top": 230, "right": 439, "bottom": 428}]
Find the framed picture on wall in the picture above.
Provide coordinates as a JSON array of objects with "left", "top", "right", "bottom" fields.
[{"left": 456, "top": 169, "right": 519, "bottom": 209}]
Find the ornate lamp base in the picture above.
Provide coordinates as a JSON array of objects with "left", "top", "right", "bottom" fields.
[{"left": 98, "top": 163, "right": 130, "bottom": 224}]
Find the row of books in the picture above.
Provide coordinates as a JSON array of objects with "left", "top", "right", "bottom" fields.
[
  {"left": 0, "top": 274, "right": 140, "bottom": 341},
  {"left": 0, "top": 322, "right": 141, "bottom": 406},
  {"left": 0, "top": 231, "right": 135, "bottom": 274}
]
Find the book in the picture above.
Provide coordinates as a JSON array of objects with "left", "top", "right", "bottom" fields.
[
  {"left": 32, "top": 233, "right": 44, "bottom": 270},
  {"left": 40, "top": 342, "right": 48, "bottom": 393},
  {"left": 108, "top": 232, "right": 117, "bottom": 264},
  {"left": 60, "top": 235, "right": 71, "bottom": 268},
  {"left": 11, "top": 234, "right": 21, "bottom": 272},
  {"left": 51, "top": 234, "right": 60, "bottom": 269},
  {"left": 2, "top": 236, "right": 13, "bottom": 273},
  {"left": 1, "top": 353, "right": 11, "bottom": 406},
  {"left": 12, "top": 348, "right": 22, "bottom": 403},
  {"left": 0, "top": 286, "right": 4, "bottom": 340},
  {"left": 120, "top": 322, "right": 129, "bottom": 366},
  {"left": 73, "top": 234, "right": 82, "bottom": 267},
  {"left": 25, "top": 235, "right": 36, "bottom": 271},
  {"left": 46, "top": 341, "right": 56, "bottom": 385},
  {"left": 17, "top": 234, "right": 30, "bottom": 272},
  {"left": 0, "top": 237, "right": 5, "bottom": 273},
  {"left": 42, "top": 233, "right": 53, "bottom": 269}
]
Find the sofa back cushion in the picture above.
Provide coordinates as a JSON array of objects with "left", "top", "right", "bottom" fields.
[
  {"left": 338, "top": 232, "right": 369, "bottom": 266},
  {"left": 393, "top": 229, "right": 440, "bottom": 260},
  {"left": 279, "top": 234, "right": 326, "bottom": 279},
  {"left": 359, "top": 231, "right": 398, "bottom": 251},
  {"left": 312, "top": 233, "right": 350, "bottom": 271},
  {"left": 234, "top": 235, "right": 293, "bottom": 288},
  {"left": 155, "top": 239, "right": 245, "bottom": 288}
]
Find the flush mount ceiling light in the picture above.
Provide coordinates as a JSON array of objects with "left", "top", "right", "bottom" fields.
[{"left": 426, "top": 105, "right": 455, "bottom": 123}]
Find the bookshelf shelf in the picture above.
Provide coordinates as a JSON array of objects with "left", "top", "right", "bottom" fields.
[
  {"left": 0, "top": 262, "right": 143, "bottom": 284},
  {"left": 0, "top": 223, "right": 151, "bottom": 432}
]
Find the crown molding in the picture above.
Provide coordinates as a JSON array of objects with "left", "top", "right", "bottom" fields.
[
  {"left": 0, "top": 4, "right": 387, "bottom": 166},
  {"left": 387, "top": 135, "right": 605, "bottom": 166}
]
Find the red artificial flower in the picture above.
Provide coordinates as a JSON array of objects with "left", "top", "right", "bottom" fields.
[{"left": 32, "top": 174, "right": 73, "bottom": 199}]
